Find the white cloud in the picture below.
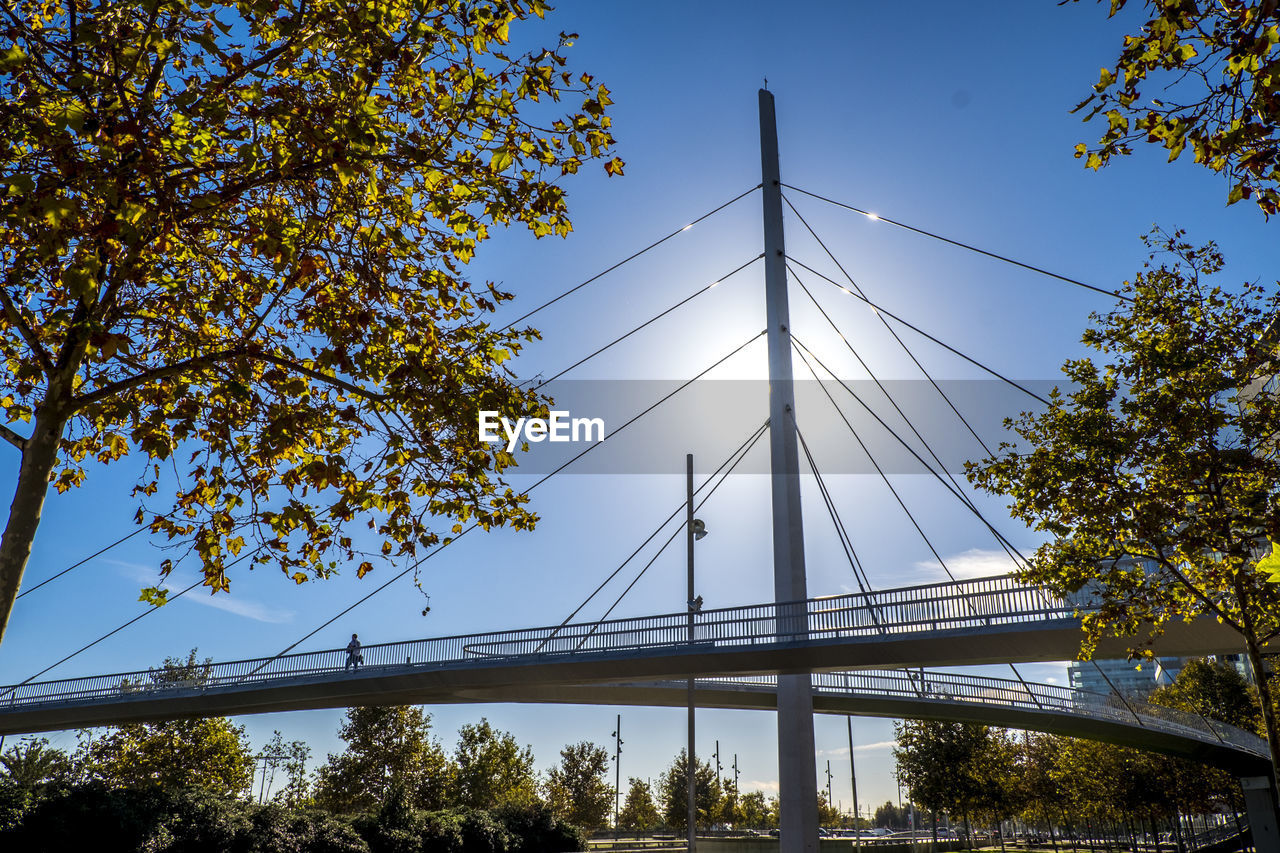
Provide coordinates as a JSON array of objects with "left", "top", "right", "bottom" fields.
[
  {"left": 748, "top": 780, "right": 780, "bottom": 793},
  {"left": 183, "top": 593, "right": 295, "bottom": 624},
  {"left": 854, "top": 740, "right": 896, "bottom": 753},
  {"left": 912, "top": 548, "right": 1019, "bottom": 581},
  {"left": 107, "top": 559, "right": 294, "bottom": 624},
  {"left": 817, "top": 740, "right": 896, "bottom": 759}
]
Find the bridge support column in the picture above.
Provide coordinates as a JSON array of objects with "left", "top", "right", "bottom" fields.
[
  {"left": 759, "top": 87, "right": 819, "bottom": 853},
  {"left": 1241, "top": 776, "right": 1280, "bottom": 853}
]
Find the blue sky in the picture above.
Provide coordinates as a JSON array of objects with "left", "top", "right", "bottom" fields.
[{"left": 4, "top": 0, "right": 1280, "bottom": 818}]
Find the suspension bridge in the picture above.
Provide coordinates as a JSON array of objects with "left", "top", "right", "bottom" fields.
[
  {"left": 2, "top": 90, "right": 1277, "bottom": 852},
  {"left": 0, "top": 576, "right": 1270, "bottom": 777}
]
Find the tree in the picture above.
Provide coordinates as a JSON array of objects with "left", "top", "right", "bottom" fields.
[
  {"left": 76, "top": 650, "right": 254, "bottom": 795},
  {"left": 450, "top": 718, "right": 539, "bottom": 810},
  {"left": 816, "top": 791, "right": 841, "bottom": 828},
  {"left": 1018, "top": 733, "right": 1070, "bottom": 840},
  {"left": 715, "top": 776, "right": 743, "bottom": 829},
  {"left": 543, "top": 740, "right": 612, "bottom": 831},
  {"left": 968, "top": 230, "right": 1280, "bottom": 779},
  {"left": 1151, "top": 656, "right": 1266, "bottom": 733},
  {"left": 253, "top": 729, "right": 311, "bottom": 807},
  {"left": 79, "top": 716, "right": 254, "bottom": 795},
  {"left": 894, "top": 720, "right": 1008, "bottom": 833},
  {"left": 0, "top": 0, "right": 623, "bottom": 644},
  {"left": 657, "top": 749, "right": 719, "bottom": 833},
  {"left": 874, "top": 800, "right": 909, "bottom": 830},
  {"left": 738, "top": 790, "right": 775, "bottom": 830},
  {"left": 617, "top": 776, "right": 659, "bottom": 834},
  {"left": 312, "top": 704, "right": 451, "bottom": 814},
  {"left": 1072, "top": 0, "right": 1280, "bottom": 215},
  {"left": 0, "top": 737, "right": 74, "bottom": 790}
]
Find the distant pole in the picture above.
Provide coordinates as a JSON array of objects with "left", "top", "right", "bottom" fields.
[
  {"left": 759, "top": 86, "right": 818, "bottom": 853},
  {"left": 826, "top": 760, "right": 833, "bottom": 817},
  {"left": 687, "top": 452, "right": 697, "bottom": 853},
  {"left": 613, "top": 714, "right": 623, "bottom": 840},
  {"left": 848, "top": 716, "right": 861, "bottom": 852},
  {"left": 734, "top": 754, "right": 740, "bottom": 791},
  {"left": 715, "top": 740, "right": 723, "bottom": 787}
]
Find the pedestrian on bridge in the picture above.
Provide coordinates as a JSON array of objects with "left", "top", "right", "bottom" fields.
[{"left": 345, "top": 634, "right": 363, "bottom": 671}]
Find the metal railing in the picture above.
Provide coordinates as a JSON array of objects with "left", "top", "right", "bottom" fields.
[
  {"left": 0, "top": 574, "right": 1072, "bottom": 711},
  {"left": 685, "top": 670, "right": 1270, "bottom": 759}
]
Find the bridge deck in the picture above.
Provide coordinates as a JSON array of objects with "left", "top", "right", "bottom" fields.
[{"left": 0, "top": 574, "right": 1261, "bottom": 771}]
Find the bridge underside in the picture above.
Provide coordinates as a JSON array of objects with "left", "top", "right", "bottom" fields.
[
  {"left": 453, "top": 681, "right": 1272, "bottom": 776},
  {"left": 0, "top": 615, "right": 1247, "bottom": 735},
  {"left": 0, "top": 615, "right": 1265, "bottom": 776},
  {"left": 4, "top": 669, "right": 1266, "bottom": 776}
]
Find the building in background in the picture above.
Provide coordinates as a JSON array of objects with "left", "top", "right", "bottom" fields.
[
  {"left": 1067, "top": 657, "right": 1188, "bottom": 697},
  {"left": 1068, "top": 654, "right": 1251, "bottom": 698}
]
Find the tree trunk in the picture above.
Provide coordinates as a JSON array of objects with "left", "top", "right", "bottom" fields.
[
  {"left": 1243, "top": 633, "right": 1280, "bottom": 800},
  {"left": 1230, "top": 792, "right": 1245, "bottom": 842},
  {"left": 1169, "top": 813, "right": 1183, "bottom": 853},
  {"left": 0, "top": 397, "right": 71, "bottom": 644},
  {"left": 1060, "top": 808, "right": 1076, "bottom": 853}
]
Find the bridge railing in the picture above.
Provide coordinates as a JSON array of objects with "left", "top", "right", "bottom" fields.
[
  {"left": 0, "top": 574, "right": 1072, "bottom": 710},
  {"left": 691, "top": 670, "right": 1269, "bottom": 758}
]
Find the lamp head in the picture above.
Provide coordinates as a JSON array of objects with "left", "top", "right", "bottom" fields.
[{"left": 692, "top": 518, "right": 707, "bottom": 540}]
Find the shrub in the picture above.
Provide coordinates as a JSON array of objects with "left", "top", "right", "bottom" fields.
[
  {"left": 493, "top": 803, "right": 584, "bottom": 853},
  {"left": 0, "top": 784, "right": 172, "bottom": 852},
  {"left": 0, "top": 778, "right": 32, "bottom": 834}
]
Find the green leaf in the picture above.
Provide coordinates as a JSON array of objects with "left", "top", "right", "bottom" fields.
[
  {"left": 1258, "top": 542, "right": 1280, "bottom": 584},
  {"left": 0, "top": 44, "right": 26, "bottom": 70},
  {"left": 138, "top": 586, "right": 170, "bottom": 607}
]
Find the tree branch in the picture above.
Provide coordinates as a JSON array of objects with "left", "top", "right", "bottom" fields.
[
  {"left": 0, "top": 281, "right": 55, "bottom": 378},
  {"left": 71, "top": 348, "right": 388, "bottom": 411},
  {"left": 0, "top": 423, "right": 27, "bottom": 451}
]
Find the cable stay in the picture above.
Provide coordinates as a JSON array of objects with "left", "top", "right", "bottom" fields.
[
  {"left": 787, "top": 262, "right": 990, "bottom": 518},
  {"left": 17, "top": 525, "right": 150, "bottom": 600},
  {"left": 783, "top": 196, "right": 998, "bottom": 459},
  {"left": 1007, "top": 663, "right": 1046, "bottom": 711},
  {"left": 782, "top": 198, "right": 1043, "bottom": 578},
  {"left": 790, "top": 423, "right": 874, "bottom": 596},
  {"left": 0, "top": 548, "right": 261, "bottom": 699},
  {"left": 792, "top": 373, "right": 963, "bottom": 592},
  {"left": 534, "top": 419, "right": 771, "bottom": 651},
  {"left": 793, "top": 410, "right": 987, "bottom": 627},
  {"left": 14, "top": 331, "right": 769, "bottom": 689},
  {"left": 525, "top": 254, "right": 764, "bottom": 389},
  {"left": 498, "top": 185, "right": 761, "bottom": 333},
  {"left": 786, "top": 257, "right": 1049, "bottom": 407},
  {"left": 791, "top": 426, "right": 880, "bottom": 624},
  {"left": 790, "top": 334, "right": 1031, "bottom": 570},
  {"left": 229, "top": 330, "right": 771, "bottom": 682},
  {"left": 786, "top": 265, "right": 1032, "bottom": 574},
  {"left": 780, "top": 183, "right": 1132, "bottom": 303},
  {"left": 564, "top": 420, "right": 771, "bottom": 651}
]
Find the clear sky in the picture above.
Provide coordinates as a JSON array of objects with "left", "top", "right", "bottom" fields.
[{"left": 4, "top": 0, "right": 1280, "bottom": 820}]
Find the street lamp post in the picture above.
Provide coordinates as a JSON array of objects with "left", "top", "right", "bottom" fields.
[
  {"left": 611, "top": 714, "right": 623, "bottom": 841},
  {"left": 848, "top": 716, "right": 861, "bottom": 852},
  {"left": 825, "top": 760, "right": 833, "bottom": 826},
  {"left": 686, "top": 452, "right": 700, "bottom": 853}
]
